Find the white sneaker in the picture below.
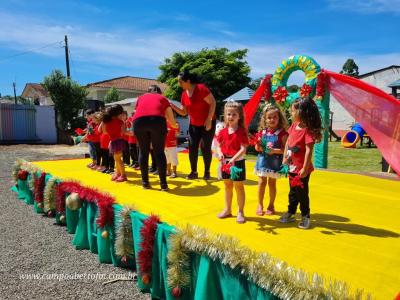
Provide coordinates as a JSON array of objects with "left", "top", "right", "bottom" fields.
[
  {"left": 298, "top": 216, "right": 311, "bottom": 229},
  {"left": 279, "top": 212, "right": 296, "bottom": 223}
]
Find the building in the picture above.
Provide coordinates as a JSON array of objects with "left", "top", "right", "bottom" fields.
[
  {"left": 21, "top": 83, "right": 53, "bottom": 105},
  {"left": 86, "top": 76, "right": 168, "bottom": 101},
  {"left": 330, "top": 65, "right": 400, "bottom": 135}
]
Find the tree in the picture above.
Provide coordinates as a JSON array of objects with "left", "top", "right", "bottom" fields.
[
  {"left": 248, "top": 77, "right": 263, "bottom": 91},
  {"left": 43, "top": 70, "right": 88, "bottom": 131},
  {"left": 340, "top": 58, "right": 359, "bottom": 77},
  {"left": 1, "top": 95, "right": 31, "bottom": 105},
  {"left": 158, "top": 48, "right": 251, "bottom": 114},
  {"left": 104, "top": 87, "right": 120, "bottom": 103}
]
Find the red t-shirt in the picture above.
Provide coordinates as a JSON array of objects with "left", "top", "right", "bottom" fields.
[
  {"left": 100, "top": 133, "right": 111, "bottom": 149},
  {"left": 133, "top": 93, "right": 170, "bottom": 120},
  {"left": 91, "top": 124, "right": 101, "bottom": 143},
  {"left": 104, "top": 118, "right": 123, "bottom": 141},
  {"left": 85, "top": 120, "right": 95, "bottom": 142},
  {"left": 165, "top": 123, "right": 180, "bottom": 147},
  {"left": 286, "top": 122, "right": 315, "bottom": 173},
  {"left": 216, "top": 127, "right": 249, "bottom": 157},
  {"left": 126, "top": 116, "right": 136, "bottom": 144},
  {"left": 181, "top": 84, "right": 213, "bottom": 126}
]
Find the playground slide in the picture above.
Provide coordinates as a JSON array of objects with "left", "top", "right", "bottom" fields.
[{"left": 341, "top": 123, "right": 365, "bottom": 148}]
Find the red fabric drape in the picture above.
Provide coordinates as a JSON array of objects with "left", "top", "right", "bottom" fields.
[
  {"left": 244, "top": 75, "right": 270, "bottom": 128},
  {"left": 324, "top": 70, "right": 400, "bottom": 174}
]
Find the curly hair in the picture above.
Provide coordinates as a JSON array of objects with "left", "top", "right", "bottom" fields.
[
  {"left": 224, "top": 101, "right": 246, "bottom": 129},
  {"left": 292, "top": 97, "right": 323, "bottom": 142},
  {"left": 258, "top": 103, "right": 288, "bottom": 131}
]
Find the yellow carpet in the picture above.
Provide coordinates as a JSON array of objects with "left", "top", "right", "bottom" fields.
[{"left": 34, "top": 154, "right": 400, "bottom": 299}]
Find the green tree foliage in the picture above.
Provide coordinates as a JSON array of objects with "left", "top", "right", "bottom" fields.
[
  {"left": 0, "top": 95, "right": 31, "bottom": 105},
  {"left": 158, "top": 48, "right": 251, "bottom": 114},
  {"left": 104, "top": 87, "right": 120, "bottom": 103},
  {"left": 43, "top": 70, "right": 87, "bottom": 130},
  {"left": 340, "top": 58, "right": 359, "bottom": 77}
]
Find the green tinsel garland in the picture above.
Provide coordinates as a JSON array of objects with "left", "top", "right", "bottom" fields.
[
  {"left": 167, "top": 224, "right": 369, "bottom": 300},
  {"left": 115, "top": 207, "right": 134, "bottom": 261},
  {"left": 43, "top": 177, "right": 59, "bottom": 212}
]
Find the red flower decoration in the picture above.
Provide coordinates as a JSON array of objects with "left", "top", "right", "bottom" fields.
[
  {"left": 272, "top": 86, "right": 288, "bottom": 103},
  {"left": 289, "top": 174, "right": 304, "bottom": 188},
  {"left": 17, "top": 170, "right": 28, "bottom": 180},
  {"left": 300, "top": 84, "right": 312, "bottom": 98},
  {"left": 221, "top": 163, "right": 232, "bottom": 175}
]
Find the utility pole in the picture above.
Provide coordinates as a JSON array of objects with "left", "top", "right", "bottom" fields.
[
  {"left": 13, "top": 82, "right": 17, "bottom": 104},
  {"left": 64, "top": 35, "right": 71, "bottom": 79}
]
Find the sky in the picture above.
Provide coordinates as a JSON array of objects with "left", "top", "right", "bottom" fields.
[{"left": 0, "top": 0, "right": 399, "bottom": 96}]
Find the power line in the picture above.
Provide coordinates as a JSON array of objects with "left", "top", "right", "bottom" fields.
[{"left": 0, "top": 41, "right": 63, "bottom": 63}]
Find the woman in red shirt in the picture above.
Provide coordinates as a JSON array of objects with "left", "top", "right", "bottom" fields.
[
  {"left": 170, "top": 71, "right": 216, "bottom": 180},
  {"left": 133, "top": 85, "right": 178, "bottom": 191}
]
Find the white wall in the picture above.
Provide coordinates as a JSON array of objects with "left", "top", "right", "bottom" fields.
[{"left": 35, "top": 106, "right": 57, "bottom": 143}]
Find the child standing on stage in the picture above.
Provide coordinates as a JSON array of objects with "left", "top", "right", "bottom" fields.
[
  {"left": 254, "top": 104, "right": 288, "bottom": 216},
  {"left": 280, "top": 97, "right": 322, "bottom": 229},
  {"left": 216, "top": 101, "right": 249, "bottom": 224},
  {"left": 98, "top": 112, "right": 115, "bottom": 174},
  {"left": 99, "top": 104, "right": 127, "bottom": 183},
  {"left": 165, "top": 120, "right": 180, "bottom": 178},
  {"left": 83, "top": 109, "right": 97, "bottom": 169},
  {"left": 126, "top": 111, "right": 139, "bottom": 169}
]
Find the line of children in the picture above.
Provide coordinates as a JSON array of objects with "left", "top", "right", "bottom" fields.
[{"left": 215, "top": 97, "right": 321, "bottom": 229}]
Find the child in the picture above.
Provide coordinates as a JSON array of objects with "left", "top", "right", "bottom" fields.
[
  {"left": 99, "top": 104, "right": 127, "bottom": 183},
  {"left": 98, "top": 112, "right": 115, "bottom": 174},
  {"left": 126, "top": 111, "right": 139, "bottom": 169},
  {"left": 280, "top": 97, "right": 322, "bottom": 229},
  {"left": 82, "top": 109, "right": 97, "bottom": 168},
  {"left": 165, "top": 120, "right": 180, "bottom": 178},
  {"left": 121, "top": 111, "right": 131, "bottom": 166},
  {"left": 254, "top": 104, "right": 288, "bottom": 216},
  {"left": 216, "top": 101, "right": 249, "bottom": 224}
]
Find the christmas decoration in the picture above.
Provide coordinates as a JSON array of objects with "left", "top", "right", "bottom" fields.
[
  {"left": 278, "top": 164, "right": 289, "bottom": 177},
  {"left": 300, "top": 84, "right": 312, "bottom": 98},
  {"left": 65, "top": 193, "right": 82, "bottom": 210},
  {"left": 171, "top": 287, "right": 182, "bottom": 298},
  {"left": 17, "top": 170, "right": 28, "bottom": 181},
  {"left": 289, "top": 174, "right": 304, "bottom": 188},
  {"left": 272, "top": 86, "right": 288, "bottom": 103},
  {"left": 221, "top": 163, "right": 243, "bottom": 180},
  {"left": 101, "top": 230, "right": 109, "bottom": 239},
  {"left": 138, "top": 215, "right": 160, "bottom": 284},
  {"left": 43, "top": 177, "right": 58, "bottom": 212},
  {"left": 33, "top": 172, "right": 46, "bottom": 205},
  {"left": 315, "top": 71, "right": 326, "bottom": 100},
  {"left": 47, "top": 210, "right": 54, "bottom": 218},
  {"left": 263, "top": 74, "right": 272, "bottom": 102},
  {"left": 12, "top": 159, "right": 24, "bottom": 184},
  {"left": 59, "top": 214, "right": 66, "bottom": 224},
  {"left": 115, "top": 207, "right": 134, "bottom": 262},
  {"left": 141, "top": 274, "right": 150, "bottom": 285}
]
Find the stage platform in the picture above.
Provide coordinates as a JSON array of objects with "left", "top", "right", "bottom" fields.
[{"left": 33, "top": 154, "right": 400, "bottom": 299}]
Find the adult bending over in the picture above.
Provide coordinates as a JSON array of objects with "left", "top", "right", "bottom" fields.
[
  {"left": 133, "top": 85, "right": 178, "bottom": 191},
  {"left": 170, "top": 71, "right": 216, "bottom": 180}
]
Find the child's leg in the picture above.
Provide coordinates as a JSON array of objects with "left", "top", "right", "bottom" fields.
[
  {"left": 298, "top": 175, "right": 310, "bottom": 217},
  {"left": 267, "top": 177, "right": 277, "bottom": 213},
  {"left": 257, "top": 176, "right": 267, "bottom": 215},
  {"left": 171, "top": 147, "right": 178, "bottom": 174},
  {"left": 95, "top": 143, "right": 101, "bottom": 166},
  {"left": 234, "top": 181, "right": 246, "bottom": 223},
  {"left": 287, "top": 173, "right": 299, "bottom": 215},
  {"left": 166, "top": 163, "right": 171, "bottom": 175},
  {"left": 109, "top": 153, "right": 115, "bottom": 172},
  {"left": 218, "top": 179, "right": 233, "bottom": 217},
  {"left": 172, "top": 165, "right": 177, "bottom": 174},
  {"left": 114, "top": 152, "right": 125, "bottom": 176}
]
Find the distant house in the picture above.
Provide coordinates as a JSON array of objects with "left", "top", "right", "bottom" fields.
[
  {"left": 330, "top": 65, "right": 400, "bottom": 135},
  {"left": 21, "top": 83, "right": 53, "bottom": 105},
  {"left": 86, "top": 76, "right": 168, "bottom": 101},
  {"left": 223, "top": 87, "right": 255, "bottom": 103}
]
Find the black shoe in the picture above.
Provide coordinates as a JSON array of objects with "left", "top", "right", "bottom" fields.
[
  {"left": 186, "top": 172, "right": 198, "bottom": 180},
  {"left": 203, "top": 171, "right": 211, "bottom": 180},
  {"left": 142, "top": 182, "right": 151, "bottom": 189},
  {"left": 133, "top": 163, "right": 139, "bottom": 168},
  {"left": 160, "top": 183, "right": 169, "bottom": 191}
]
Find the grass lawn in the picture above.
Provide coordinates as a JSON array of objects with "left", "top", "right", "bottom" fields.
[{"left": 246, "top": 141, "right": 383, "bottom": 173}]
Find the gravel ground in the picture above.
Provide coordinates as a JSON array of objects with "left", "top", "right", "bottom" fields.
[{"left": 0, "top": 145, "right": 149, "bottom": 300}]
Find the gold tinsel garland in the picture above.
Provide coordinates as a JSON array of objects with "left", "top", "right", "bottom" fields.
[
  {"left": 167, "top": 224, "right": 369, "bottom": 300},
  {"left": 115, "top": 207, "right": 134, "bottom": 262},
  {"left": 43, "top": 176, "right": 59, "bottom": 212},
  {"left": 12, "top": 159, "right": 25, "bottom": 184}
]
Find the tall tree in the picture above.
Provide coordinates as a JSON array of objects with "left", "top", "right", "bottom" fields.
[
  {"left": 340, "top": 58, "right": 359, "bottom": 77},
  {"left": 104, "top": 87, "right": 120, "bottom": 103},
  {"left": 43, "top": 70, "right": 87, "bottom": 131},
  {"left": 158, "top": 48, "right": 251, "bottom": 114}
]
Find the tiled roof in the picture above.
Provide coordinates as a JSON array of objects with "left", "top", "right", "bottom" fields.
[
  {"left": 22, "top": 83, "right": 49, "bottom": 97},
  {"left": 86, "top": 76, "right": 168, "bottom": 92},
  {"left": 223, "top": 87, "right": 255, "bottom": 102}
]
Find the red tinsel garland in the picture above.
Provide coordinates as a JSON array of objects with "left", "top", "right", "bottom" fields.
[
  {"left": 17, "top": 170, "right": 29, "bottom": 180},
  {"left": 138, "top": 214, "right": 161, "bottom": 281},
  {"left": 34, "top": 172, "right": 46, "bottom": 203},
  {"left": 315, "top": 71, "right": 326, "bottom": 100},
  {"left": 300, "top": 84, "right": 312, "bottom": 98},
  {"left": 273, "top": 86, "right": 288, "bottom": 103},
  {"left": 54, "top": 181, "right": 115, "bottom": 228}
]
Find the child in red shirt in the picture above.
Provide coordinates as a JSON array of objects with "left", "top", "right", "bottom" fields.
[
  {"left": 126, "top": 111, "right": 139, "bottom": 169},
  {"left": 165, "top": 121, "right": 180, "bottom": 178},
  {"left": 280, "top": 97, "right": 322, "bottom": 229},
  {"left": 215, "top": 101, "right": 249, "bottom": 224},
  {"left": 99, "top": 105, "right": 127, "bottom": 182}
]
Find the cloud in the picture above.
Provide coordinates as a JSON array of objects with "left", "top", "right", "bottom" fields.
[
  {"left": 0, "top": 10, "right": 399, "bottom": 84},
  {"left": 327, "top": 0, "right": 400, "bottom": 14}
]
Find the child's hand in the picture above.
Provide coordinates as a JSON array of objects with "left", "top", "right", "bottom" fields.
[
  {"left": 299, "top": 168, "right": 308, "bottom": 178},
  {"left": 254, "top": 143, "right": 262, "bottom": 152},
  {"left": 218, "top": 154, "right": 224, "bottom": 161},
  {"left": 228, "top": 158, "right": 235, "bottom": 165}
]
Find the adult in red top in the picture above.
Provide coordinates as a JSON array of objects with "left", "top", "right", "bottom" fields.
[
  {"left": 170, "top": 71, "right": 216, "bottom": 180},
  {"left": 133, "top": 85, "right": 178, "bottom": 191},
  {"left": 216, "top": 127, "right": 249, "bottom": 158}
]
